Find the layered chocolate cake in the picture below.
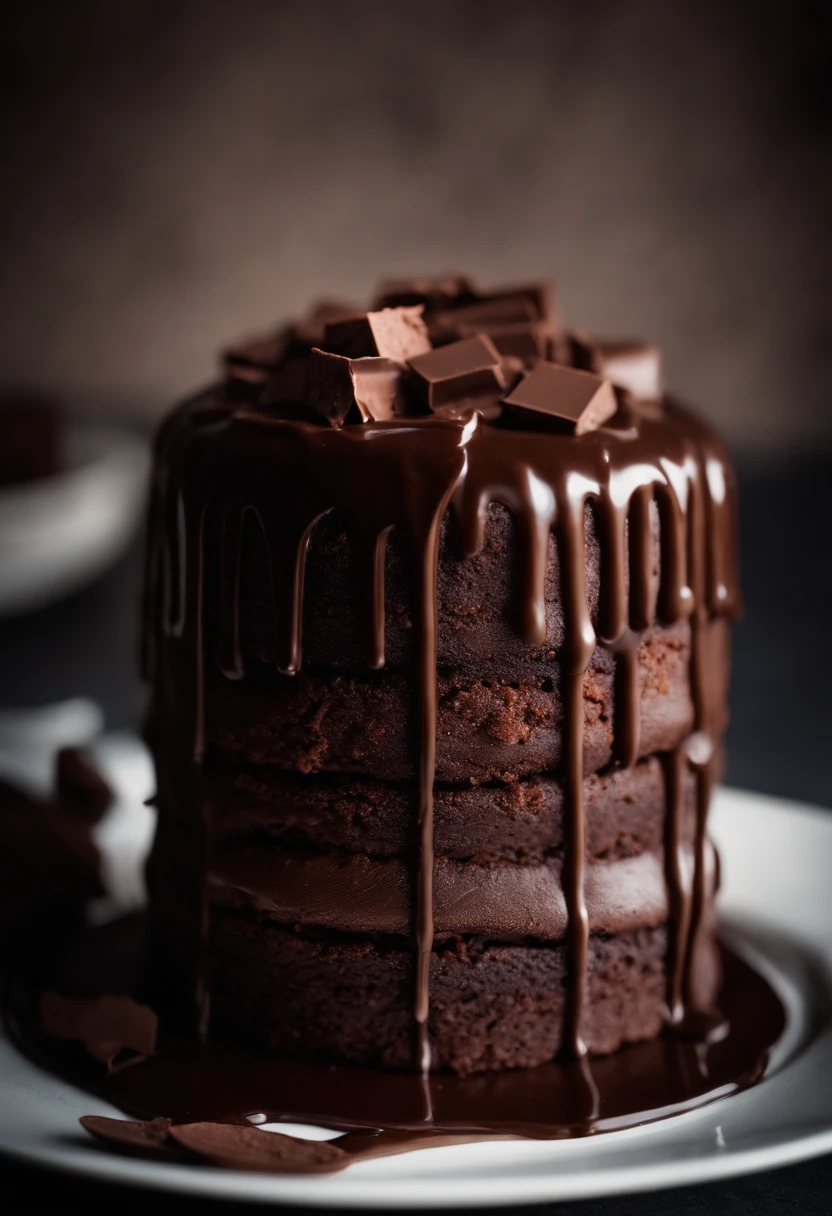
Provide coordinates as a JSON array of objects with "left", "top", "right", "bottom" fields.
[{"left": 143, "top": 274, "right": 738, "bottom": 1077}]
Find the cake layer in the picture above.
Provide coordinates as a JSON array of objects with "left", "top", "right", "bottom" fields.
[
  {"left": 208, "top": 914, "right": 720, "bottom": 1073},
  {"left": 209, "top": 755, "right": 698, "bottom": 864},
  {"left": 187, "top": 620, "right": 730, "bottom": 782},
  {"left": 229, "top": 501, "right": 660, "bottom": 677},
  {"left": 207, "top": 841, "right": 717, "bottom": 940}
]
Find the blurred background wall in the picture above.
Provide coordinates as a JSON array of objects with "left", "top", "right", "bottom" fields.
[{"left": 0, "top": 0, "right": 829, "bottom": 455}]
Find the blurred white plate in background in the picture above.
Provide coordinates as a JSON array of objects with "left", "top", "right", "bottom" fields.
[{"left": 0, "top": 422, "right": 150, "bottom": 618}]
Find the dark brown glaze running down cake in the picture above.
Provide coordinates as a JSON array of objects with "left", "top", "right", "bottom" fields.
[{"left": 143, "top": 273, "right": 738, "bottom": 1076}]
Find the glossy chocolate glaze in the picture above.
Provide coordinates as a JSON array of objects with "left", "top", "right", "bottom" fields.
[{"left": 143, "top": 388, "right": 738, "bottom": 1065}]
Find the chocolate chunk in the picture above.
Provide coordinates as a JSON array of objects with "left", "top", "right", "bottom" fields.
[
  {"left": 79, "top": 1116, "right": 179, "bottom": 1161},
  {"left": 456, "top": 319, "right": 550, "bottom": 361},
  {"left": 407, "top": 335, "right": 506, "bottom": 411},
  {"left": 433, "top": 296, "right": 538, "bottom": 331},
  {"left": 225, "top": 303, "right": 357, "bottom": 387},
  {"left": 169, "top": 1122, "right": 348, "bottom": 1174},
  {"left": 570, "top": 332, "right": 662, "bottom": 402},
  {"left": 324, "top": 306, "right": 431, "bottom": 363},
  {"left": 289, "top": 300, "right": 358, "bottom": 350},
  {"left": 55, "top": 748, "right": 112, "bottom": 824},
  {"left": 503, "top": 361, "right": 617, "bottom": 435},
  {"left": 374, "top": 273, "right": 478, "bottom": 310},
  {"left": 39, "top": 991, "right": 158, "bottom": 1072},
  {"left": 305, "top": 349, "right": 403, "bottom": 426}
]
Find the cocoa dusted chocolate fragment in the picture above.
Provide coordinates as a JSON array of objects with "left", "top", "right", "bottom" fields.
[
  {"left": 407, "top": 335, "right": 506, "bottom": 411},
  {"left": 168, "top": 1122, "right": 348, "bottom": 1173},
  {"left": 79, "top": 1116, "right": 179, "bottom": 1161},
  {"left": 503, "top": 361, "right": 618, "bottom": 434}
]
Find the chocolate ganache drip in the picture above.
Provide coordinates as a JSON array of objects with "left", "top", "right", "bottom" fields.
[{"left": 142, "top": 274, "right": 739, "bottom": 1071}]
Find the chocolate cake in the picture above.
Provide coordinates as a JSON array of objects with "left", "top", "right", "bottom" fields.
[{"left": 143, "top": 274, "right": 739, "bottom": 1077}]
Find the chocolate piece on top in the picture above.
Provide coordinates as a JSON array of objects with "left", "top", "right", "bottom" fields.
[
  {"left": 305, "top": 349, "right": 403, "bottom": 426},
  {"left": 374, "top": 273, "right": 478, "bottom": 310},
  {"left": 456, "top": 319, "right": 550, "bottom": 361},
  {"left": 39, "top": 991, "right": 158, "bottom": 1072},
  {"left": 55, "top": 747, "right": 113, "bottom": 824},
  {"left": 324, "top": 306, "right": 431, "bottom": 363},
  {"left": 407, "top": 335, "right": 506, "bottom": 411},
  {"left": 570, "top": 332, "right": 662, "bottom": 402},
  {"left": 503, "top": 361, "right": 618, "bottom": 435}
]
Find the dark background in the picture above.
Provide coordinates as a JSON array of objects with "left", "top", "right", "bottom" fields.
[{"left": 1, "top": 1, "right": 831, "bottom": 1212}]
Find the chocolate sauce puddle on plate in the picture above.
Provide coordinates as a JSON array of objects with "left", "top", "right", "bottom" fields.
[{"left": 5, "top": 920, "right": 785, "bottom": 1172}]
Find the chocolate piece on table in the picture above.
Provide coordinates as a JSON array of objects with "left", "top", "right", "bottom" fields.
[
  {"left": 39, "top": 991, "right": 158, "bottom": 1072},
  {"left": 168, "top": 1122, "right": 348, "bottom": 1174},
  {"left": 55, "top": 747, "right": 113, "bottom": 824},
  {"left": 305, "top": 349, "right": 403, "bottom": 426},
  {"left": 407, "top": 335, "right": 506, "bottom": 411},
  {"left": 502, "top": 361, "right": 618, "bottom": 435},
  {"left": 323, "top": 306, "right": 431, "bottom": 363},
  {"left": 79, "top": 1116, "right": 179, "bottom": 1161},
  {"left": 570, "top": 332, "right": 662, "bottom": 402}
]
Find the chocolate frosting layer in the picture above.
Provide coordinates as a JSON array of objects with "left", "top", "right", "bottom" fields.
[{"left": 208, "top": 844, "right": 717, "bottom": 941}]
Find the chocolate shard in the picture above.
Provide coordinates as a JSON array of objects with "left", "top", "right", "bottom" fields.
[
  {"left": 407, "top": 335, "right": 506, "bottom": 412},
  {"left": 55, "top": 748, "right": 113, "bottom": 824},
  {"left": 374, "top": 273, "right": 478, "bottom": 310},
  {"left": 502, "top": 361, "right": 618, "bottom": 435},
  {"left": 570, "top": 331, "right": 662, "bottom": 402},
  {"left": 305, "top": 349, "right": 404, "bottom": 426},
  {"left": 79, "top": 1116, "right": 180, "bottom": 1161},
  {"left": 39, "top": 991, "right": 158, "bottom": 1073},
  {"left": 323, "top": 306, "right": 431, "bottom": 364},
  {"left": 168, "top": 1122, "right": 348, "bottom": 1174}
]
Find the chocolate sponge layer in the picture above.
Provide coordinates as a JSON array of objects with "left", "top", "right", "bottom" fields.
[
  {"left": 209, "top": 754, "right": 698, "bottom": 865},
  {"left": 194, "top": 619, "right": 730, "bottom": 782},
  {"left": 208, "top": 913, "right": 720, "bottom": 1074}
]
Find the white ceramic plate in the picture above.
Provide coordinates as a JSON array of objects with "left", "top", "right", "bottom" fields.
[
  {"left": 1, "top": 753, "right": 831, "bottom": 1206},
  {"left": 0, "top": 422, "right": 150, "bottom": 617}
]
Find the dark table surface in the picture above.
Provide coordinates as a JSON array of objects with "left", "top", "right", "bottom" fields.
[{"left": 1, "top": 455, "right": 830, "bottom": 1214}]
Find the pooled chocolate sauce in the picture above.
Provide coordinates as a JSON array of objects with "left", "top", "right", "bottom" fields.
[{"left": 6, "top": 928, "right": 784, "bottom": 1172}]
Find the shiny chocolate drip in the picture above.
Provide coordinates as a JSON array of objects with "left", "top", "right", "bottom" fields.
[{"left": 142, "top": 392, "right": 739, "bottom": 1066}]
